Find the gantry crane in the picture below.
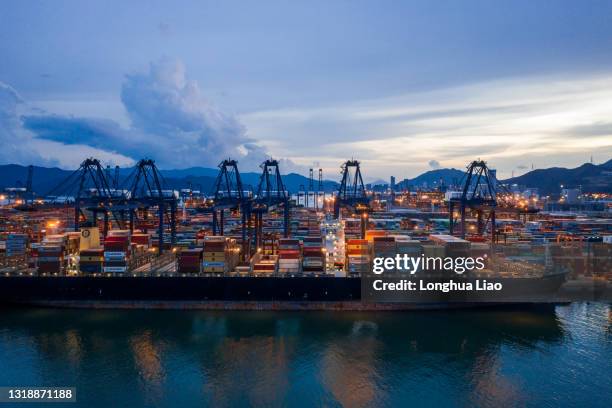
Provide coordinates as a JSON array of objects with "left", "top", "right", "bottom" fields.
[{"left": 335, "top": 159, "right": 371, "bottom": 238}]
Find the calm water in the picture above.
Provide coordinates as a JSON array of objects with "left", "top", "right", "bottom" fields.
[{"left": 0, "top": 304, "right": 610, "bottom": 408}]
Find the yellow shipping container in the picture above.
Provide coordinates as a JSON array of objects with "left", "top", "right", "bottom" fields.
[
  {"left": 203, "top": 251, "right": 226, "bottom": 257},
  {"left": 79, "top": 227, "right": 101, "bottom": 251}
]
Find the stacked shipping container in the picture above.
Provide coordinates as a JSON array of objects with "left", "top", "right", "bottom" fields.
[
  {"left": 252, "top": 255, "right": 278, "bottom": 275},
  {"left": 5, "top": 233, "right": 27, "bottom": 258},
  {"left": 37, "top": 245, "right": 64, "bottom": 274},
  {"left": 278, "top": 238, "right": 300, "bottom": 275},
  {"left": 202, "top": 236, "right": 239, "bottom": 274},
  {"left": 346, "top": 239, "right": 370, "bottom": 275},
  {"left": 177, "top": 248, "right": 203, "bottom": 274},
  {"left": 79, "top": 248, "right": 104, "bottom": 274},
  {"left": 104, "top": 230, "right": 130, "bottom": 274},
  {"left": 302, "top": 236, "right": 325, "bottom": 273}
]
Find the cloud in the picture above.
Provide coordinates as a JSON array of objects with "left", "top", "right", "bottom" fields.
[
  {"left": 564, "top": 121, "right": 612, "bottom": 137},
  {"left": 241, "top": 73, "right": 612, "bottom": 178},
  {"left": 428, "top": 159, "right": 440, "bottom": 169},
  {"left": 1, "top": 82, "right": 132, "bottom": 168},
  {"left": 0, "top": 82, "right": 33, "bottom": 164},
  {"left": 10, "top": 57, "right": 276, "bottom": 171},
  {"left": 118, "top": 57, "right": 267, "bottom": 168}
]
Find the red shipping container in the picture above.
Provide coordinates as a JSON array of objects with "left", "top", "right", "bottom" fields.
[{"left": 131, "top": 234, "right": 151, "bottom": 246}]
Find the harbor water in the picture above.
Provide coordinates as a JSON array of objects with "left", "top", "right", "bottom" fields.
[{"left": 0, "top": 303, "right": 610, "bottom": 407}]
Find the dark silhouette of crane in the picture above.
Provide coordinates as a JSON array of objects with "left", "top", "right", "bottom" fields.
[
  {"left": 449, "top": 160, "right": 497, "bottom": 240},
  {"left": 113, "top": 165, "right": 120, "bottom": 189},
  {"left": 13, "top": 165, "right": 36, "bottom": 211},
  {"left": 252, "top": 159, "right": 290, "bottom": 247},
  {"left": 210, "top": 159, "right": 252, "bottom": 258},
  {"left": 45, "top": 158, "right": 120, "bottom": 235},
  {"left": 335, "top": 160, "right": 370, "bottom": 238},
  {"left": 122, "top": 159, "right": 177, "bottom": 253},
  {"left": 25, "top": 165, "right": 33, "bottom": 204}
]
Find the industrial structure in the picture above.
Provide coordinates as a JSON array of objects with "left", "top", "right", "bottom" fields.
[
  {"left": 449, "top": 160, "right": 497, "bottom": 240},
  {"left": 334, "top": 160, "right": 371, "bottom": 238},
  {"left": 123, "top": 159, "right": 177, "bottom": 253},
  {"left": 1, "top": 155, "right": 607, "bottom": 290},
  {"left": 253, "top": 159, "right": 290, "bottom": 244}
]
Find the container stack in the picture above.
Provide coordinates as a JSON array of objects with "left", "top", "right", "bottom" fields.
[
  {"left": 372, "top": 236, "right": 396, "bottom": 273},
  {"left": 203, "top": 236, "right": 226, "bottom": 274},
  {"left": 302, "top": 236, "right": 325, "bottom": 273},
  {"left": 44, "top": 234, "right": 68, "bottom": 248},
  {"left": 79, "top": 227, "right": 100, "bottom": 251},
  {"left": 65, "top": 232, "right": 81, "bottom": 255},
  {"left": 5, "top": 233, "right": 28, "bottom": 258},
  {"left": 395, "top": 236, "right": 424, "bottom": 274},
  {"left": 592, "top": 242, "right": 611, "bottom": 277},
  {"left": 131, "top": 233, "right": 151, "bottom": 248},
  {"left": 429, "top": 235, "right": 470, "bottom": 256},
  {"left": 235, "top": 264, "right": 251, "bottom": 276},
  {"left": 365, "top": 230, "right": 386, "bottom": 242},
  {"left": 79, "top": 248, "right": 104, "bottom": 274},
  {"left": 39, "top": 234, "right": 68, "bottom": 275},
  {"left": 422, "top": 244, "right": 445, "bottom": 259},
  {"left": 177, "top": 248, "right": 203, "bottom": 274},
  {"left": 202, "top": 236, "right": 239, "bottom": 274},
  {"left": 252, "top": 255, "right": 278, "bottom": 275},
  {"left": 37, "top": 245, "right": 64, "bottom": 274},
  {"left": 27, "top": 243, "right": 40, "bottom": 269},
  {"left": 103, "top": 230, "right": 130, "bottom": 274},
  {"left": 278, "top": 238, "right": 301, "bottom": 275},
  {"left": 470, "top": 242, "right": 490, "bottom": 258},
  {"left": 344, "top": 218, "right": 361, "bottom": 239},
  {"left": 346, "top": 238, "right": 370, "bottom": 275}
]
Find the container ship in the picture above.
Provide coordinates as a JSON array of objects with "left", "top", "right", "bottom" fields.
[
  {"left": 0, "top": 225, "right": 570, "bottom": 310},
  {"left": 0, "top": 273, "right": 568, "bottom": 310}
]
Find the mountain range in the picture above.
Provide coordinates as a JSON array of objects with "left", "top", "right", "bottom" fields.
[
  {"left": 502, "top": 159, "right": 612, "bottom": 195},
  {"left": 395, "top": 160, "right": 612, "bottom": 195},
  {"left": 0, "top": 159, "right": 610, "bottom": 196},
  {"left": 397, "top": 168, "right": 466, "bottom": 189},
  {"left": 0, "top": 164, "right": 340, "bottom": 195}
]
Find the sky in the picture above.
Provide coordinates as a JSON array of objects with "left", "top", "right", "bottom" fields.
[{"left": 1, "top": 0, "right": 612, "bottom": 180}]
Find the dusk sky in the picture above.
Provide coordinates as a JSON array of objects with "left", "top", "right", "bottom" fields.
[{"left": 1, "top": 0, "right": 612, "bottom": 180}]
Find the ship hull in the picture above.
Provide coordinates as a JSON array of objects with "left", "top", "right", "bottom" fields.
[{"left": 0, "top": 274, "right": 567, "bottom": 310}]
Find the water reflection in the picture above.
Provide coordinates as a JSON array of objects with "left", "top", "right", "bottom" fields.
[
  {"left": 0, "top": 304, "right": 609, "bottom": 407},
  {"left": 129, "top": 331, "right": 165, "bottom": 403}
]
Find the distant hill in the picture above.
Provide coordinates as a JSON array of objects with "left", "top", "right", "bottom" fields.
[
  {"left": 368, "top": 179, "right": 389, "bottom": 186},
  {"left": 0, "top": 164, "right": 339, "bottom": 195},
  {"left": 0, "top": 164, "right": 72, "bottom": 194},
  {"left": 501, "top": 159, "right": 612, "bottom": 195},
  {"left": 398, "top": 168, "right": 466, "bottom": 189},
  {"left": 394, "top": 160, "right": 612, "bottom": 195},
  {"left": 2, "top": 159, "right": 609, "bottom": 196}
]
